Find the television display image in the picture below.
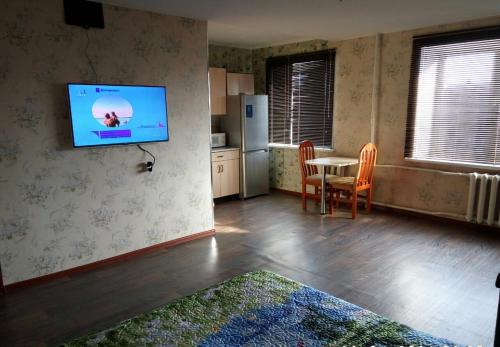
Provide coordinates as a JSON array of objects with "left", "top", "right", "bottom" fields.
[{"left": 67, "top": 84, "right": 168, "bottom": 147}]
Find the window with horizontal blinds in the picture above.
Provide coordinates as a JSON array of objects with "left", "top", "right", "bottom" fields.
[
  {"left": 267, "top": 50, "right": 335, "bottom": 148},
  {"left": 406, "top": 27, "right": 500, "bottom": 168},
  {"left": 267, "top": 57, "right": 290, "bottom": 145}
]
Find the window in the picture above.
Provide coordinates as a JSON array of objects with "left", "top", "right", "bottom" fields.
[
  {"left": 406, "top": 27, "right": 500, "bottom": 168},
  {"left": 267, "top": 50, "right": 335, "bottom": 148}
]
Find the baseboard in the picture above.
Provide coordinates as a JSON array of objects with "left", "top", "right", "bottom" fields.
[
  {"left": 2, "top": 229, "right": 215, "bottom": 293},
  {"left": 272, "top": 187, "right": 498, "bottom": 232},
  {"left": 372, "top": 204, "right": 498, "bottom": 232},
  {"left": 272, "top": 187, "right": 301, "bottom": 197}
]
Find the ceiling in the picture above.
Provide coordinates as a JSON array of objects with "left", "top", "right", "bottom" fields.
[{"left": 101, "top": 0, "right": 500, "bottom": 49}]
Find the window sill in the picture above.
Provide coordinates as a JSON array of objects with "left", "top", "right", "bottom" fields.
[
  {"left": 269, "top": 143, "right": 334, "bottom": 152},
  {"left": 405, "top": 157, "right": 500, "bottom": 172}
]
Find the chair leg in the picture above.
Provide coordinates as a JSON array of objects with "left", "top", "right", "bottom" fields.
[
  {"left": 366, "top": 187, "right": 372, "bottom": 213},
  {"left": 302, "top": 182, "right": 307, "bottom": 210},
  {"left": 351, "top": 190, "right": 357, "bottom": 219}
]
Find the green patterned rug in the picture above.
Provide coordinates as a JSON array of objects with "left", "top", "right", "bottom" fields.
[{"left": 62, "top": 270, "right": 460, "bottom": 346}]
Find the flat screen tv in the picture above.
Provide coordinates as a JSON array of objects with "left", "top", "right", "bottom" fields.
[{"left": 67, "top": 83, "right": 168, "bottom": 148}]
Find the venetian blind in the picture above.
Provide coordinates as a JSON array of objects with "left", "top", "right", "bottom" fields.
[
  {"left": 267, "top": 50, "right": 335, "bottom": 148},
  {"left": 405, "top": 27, "right": 500, "bottom": 168}
]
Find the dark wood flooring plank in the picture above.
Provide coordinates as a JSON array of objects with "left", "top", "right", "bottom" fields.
[{"left": 0, "top": 191, "right": 499, "bottom": 346}]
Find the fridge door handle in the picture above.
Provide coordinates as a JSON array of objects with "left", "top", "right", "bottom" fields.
[{"left": 244, "top": 149, "right": 268, "bottom": 153}]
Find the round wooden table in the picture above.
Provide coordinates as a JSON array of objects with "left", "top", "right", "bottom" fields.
[{"left": 304, "top": 157, "right": 358, "bottom": 215}]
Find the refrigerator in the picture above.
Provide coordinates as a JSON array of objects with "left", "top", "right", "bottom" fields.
[{"left": 222, "top": 95, "right": 269, "bottom": 199}]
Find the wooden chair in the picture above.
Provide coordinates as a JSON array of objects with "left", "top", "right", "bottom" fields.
[
  {"left": 298, "top": 141, "right": 336, "bottom": 214},
  {"left": 329, "top": 143, "right": 377, "bottom": 219}
]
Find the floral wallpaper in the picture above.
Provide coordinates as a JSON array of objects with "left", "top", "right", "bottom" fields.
[
  {"left": 253, "top": 17, "right": 500, "bottom": 216},
  {"left": 372, "top": 15, "right": 500, "bottom": 214},
  {"left": 0, "top": 0, "right": 213, "bottom": 285},
  {"left": 209, "top": 44, "right": 253, "bottom": 73}
]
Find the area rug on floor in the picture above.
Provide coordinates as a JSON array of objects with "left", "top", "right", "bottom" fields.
[{"left": 62, "top": 270, "right": 460, "bottom": 346}]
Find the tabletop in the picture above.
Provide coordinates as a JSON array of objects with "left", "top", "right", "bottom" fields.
[{"left": 305, "top": 157, "right": 358, "bottom": 167}]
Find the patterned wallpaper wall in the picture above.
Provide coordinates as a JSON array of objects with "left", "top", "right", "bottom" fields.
[
  {"left": 0, "top": 0, "right": 213, "bottom": 285},
  {"left": 253, "top": 38, "right": 376, "bottom": 193},
  {"left": 372, "top": 16, "right": 500, "bottom": 214},
  {"left": 209, "top": 44, "right": 253, "bottom": 73},
  {"left": 253, "top": 17, "right": 500, "bottom": 216}
]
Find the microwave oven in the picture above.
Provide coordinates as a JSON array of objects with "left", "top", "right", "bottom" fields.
[{"left": 211, "top": 133, "right": 226, "bottom": 148}]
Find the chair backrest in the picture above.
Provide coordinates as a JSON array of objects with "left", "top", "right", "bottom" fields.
[
  {"left": 355, "top": 143, "right": 377, "bottom": 187},
  {"left": 298, "top": 141, "right": 318, "bottom": 178}
]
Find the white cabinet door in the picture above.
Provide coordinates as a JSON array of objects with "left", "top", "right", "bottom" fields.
[
  {"left": 227, "top": 73, "right": 254, "bottom": 96},
  {"left": 212, "top": 149, "right": 240, "bottom": 199},
  {"left": 220, "top": 159, "right": 240, "bottom": 197},
  {"left": 226, "top": 73, "right": 240, "bottom": 96},
  {"left": 209, "top": 67, "right": 226, "bottom": 115},
  {"left": 212, "top": 161, "right": 222, "bottom": 198},
  {"left": 238, "top": 74, "right": 254, "bottom": 95}
]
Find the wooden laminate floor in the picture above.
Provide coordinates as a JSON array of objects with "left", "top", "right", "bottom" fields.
[{"left": 1, "top": 192, "right": 500, "bottom": 346}]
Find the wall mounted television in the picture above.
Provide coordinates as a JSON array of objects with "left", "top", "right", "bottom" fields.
[{"left": 67, "top": 83, "right": 168, "bottom": 148}]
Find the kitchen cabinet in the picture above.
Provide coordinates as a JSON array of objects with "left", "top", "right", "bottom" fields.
[
  {"left": 211, "top": 148, "right": 240, "bottom": 198},
  {"left": 211, "top": 161, "right": 222, "bottom": 198},
  {"left": 227, "top": 73, "right": 254, "bottom": 96},
  {"left": 209, "top": 67, "right": 227, "bottom": 115}
]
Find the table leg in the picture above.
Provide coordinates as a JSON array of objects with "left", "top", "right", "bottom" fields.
[{"left": 320, "top": 166, "right": 326, "bottom": 215}]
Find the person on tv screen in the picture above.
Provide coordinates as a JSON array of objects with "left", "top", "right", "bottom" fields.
[
  {"left": 103, "top": 113, "right": 113, "bottom": 127},
  {"left": 103, "top": 113, "right": 120, "bottom": 127},
  {"left": 111, "top": 112, "right": 120, "bottom": 127}
]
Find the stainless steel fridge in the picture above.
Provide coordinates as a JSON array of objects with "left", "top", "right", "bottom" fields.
[{"left": 222, "top": 95, "right": 269, "bottom": 199}]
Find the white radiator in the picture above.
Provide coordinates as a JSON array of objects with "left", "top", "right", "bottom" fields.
[{"left": 466, "top": 173, "right": 500, "bottom": 227}]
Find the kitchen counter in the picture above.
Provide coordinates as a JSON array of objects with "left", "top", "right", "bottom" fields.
[{"left": 211, "top": 146, "right": 240, "bottom": 153}]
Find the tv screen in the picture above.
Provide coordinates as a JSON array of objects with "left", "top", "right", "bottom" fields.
[{"left": 67, "top": 83, "right": 168, "bottom": 148}]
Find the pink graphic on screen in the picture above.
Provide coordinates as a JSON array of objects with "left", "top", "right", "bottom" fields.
[{"left": 92, "top": 95, "right": 133, "bottom": 127}]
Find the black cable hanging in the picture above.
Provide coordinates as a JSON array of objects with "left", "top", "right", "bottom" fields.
[
  {"left": 137, "top": 144, "right": 156, "bottom": 172},
  {"left": 84, "top": 29, "right": 98, "bottom": 83}
]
